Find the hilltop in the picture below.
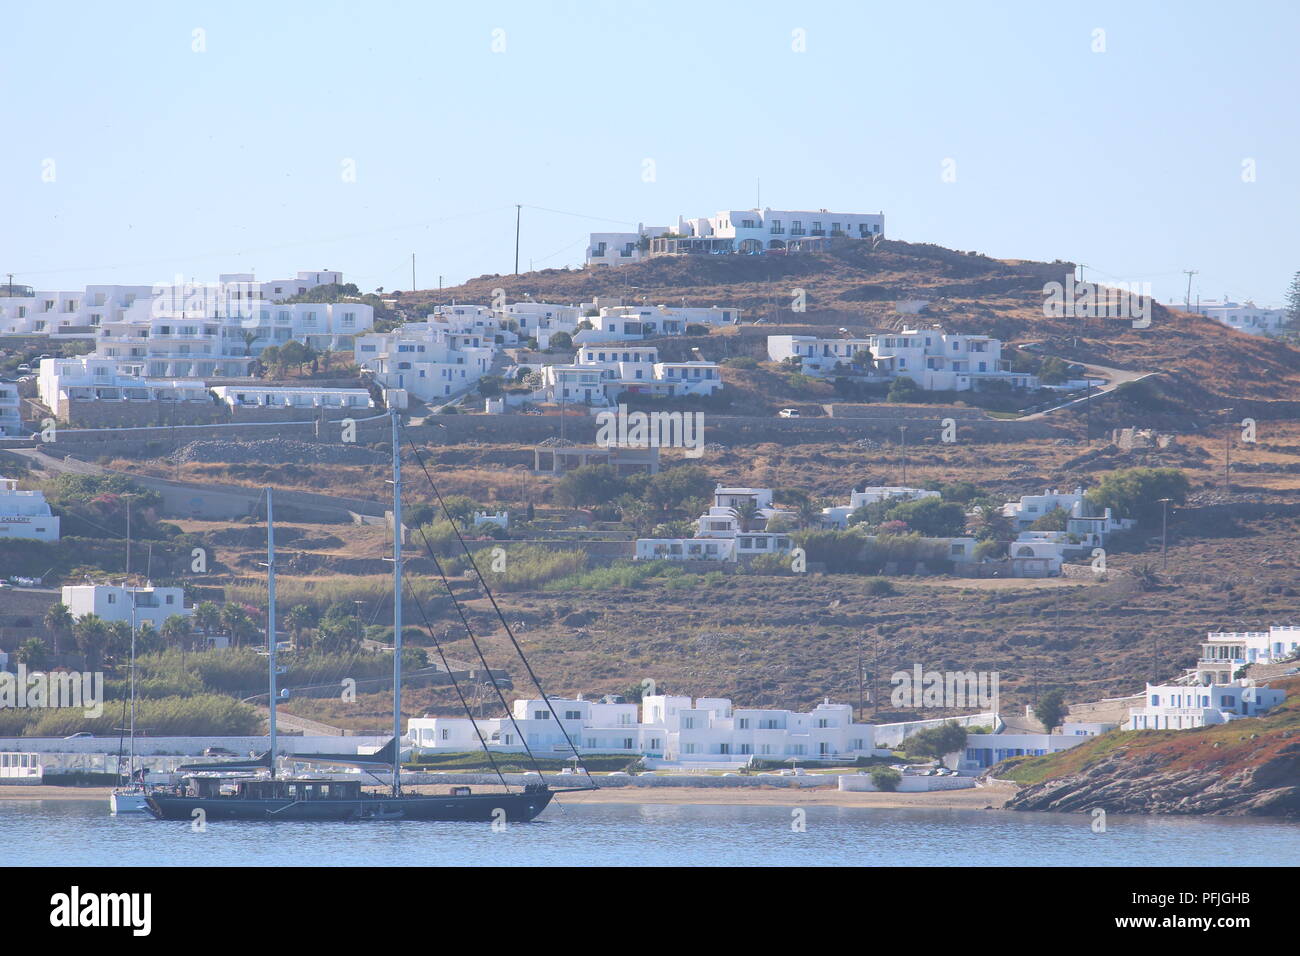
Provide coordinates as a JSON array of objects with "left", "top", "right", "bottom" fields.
[{"left": 400, "top": 240, "right": 1300, "bottom": 419}]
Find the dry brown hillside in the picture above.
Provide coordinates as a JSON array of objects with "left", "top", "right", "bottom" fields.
[{"left": 398, "top": 240, "right": 1300, "bottom": 415}]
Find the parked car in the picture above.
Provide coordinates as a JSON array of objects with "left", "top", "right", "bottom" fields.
[
  {"left": 64, "top": 732, "right": 94, "bottom": 740},
  {"left": 778, "top": 408, "right": 800, "bottom": 418},
  {"left": 16, "top": 364, "right": 31, "bottom": 373},
  {"left": 202, "top": 746, "right": 237, "bottom": 757}
]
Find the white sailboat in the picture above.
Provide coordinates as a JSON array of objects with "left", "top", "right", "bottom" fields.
[{"left": 110, "top": 589, "right": 149, "bottom": 813}]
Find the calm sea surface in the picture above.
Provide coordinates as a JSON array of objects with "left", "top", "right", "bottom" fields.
[{"left": 3, "top": 799, "right": 1297, "bottom": 866}]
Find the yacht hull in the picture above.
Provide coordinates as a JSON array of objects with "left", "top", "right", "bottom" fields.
[{"left": 145, "top": 789, "right": 554, "bottom": 822}]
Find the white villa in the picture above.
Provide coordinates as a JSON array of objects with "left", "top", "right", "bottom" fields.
[
  {"left": 1127, "top": 679, "right": 1285, "bottom": 731},
  {"left": 0, "top": 381, "right": 20, "bottom": 437},
  {"left": 1194, "top": 626, "right": 1300, "bottom": 684},
  {"left": 769, "top": 327, "right": 1038, "bottom": 391},
  {"left": 1181, "top": 298, "right": 1291, "bottom": 337},
  {"left": 821, "top": 486, "right": 940, "bottom": 528},
  {"left": 636, "top": 486, "right": 796, "bottom": 564},
  {"left": 37, "top": 357, "right": 213, "bottom": 419},
  {"left": 0, "top": 478, "right": 59, "bottom": 542},
  {"left": 211, "top": 385, "right": 373, "bottom": 411},
  {"left": 767, "top": 335, "right": 875, "bottom": 376},
  {"left": 354, "top": 321, "right": 495, "bottom": 402},
  {"left": 538, "top": 344, "right": 723, "bottom": 406},
  {"left": 61, "top": 583, "right": 192, "bottom": 631},
  {"left": 573, "top": 303, "right": 741, "bottom": 344},
  {"left": 409, "top": 694, "right": 882, "bottom": 764}
]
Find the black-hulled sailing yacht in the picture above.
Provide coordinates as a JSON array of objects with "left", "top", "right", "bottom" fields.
[{"left": 146, "top": 410, "right": 577, "bottom": 823}]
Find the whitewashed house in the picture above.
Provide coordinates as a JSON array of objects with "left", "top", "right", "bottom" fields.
[
  {"left": 766, "top": 335, "right": 876, "bottom": 376},
  {"left": 0, "top": 382, "right": 21, "bottom": 437},
  {"left": 1181, "top": 298, "right": 1291, "bottom": 337},
  {"left": 821, "top": 486, "right": 940, "bottom": 528},
  {"left": 1195, "top": 626, "right": 1300, "bottom": 683},
  {"left": 61, "top": 583, "right": 192, "bottom": 631},
  {"left": 354, "top": 321, "right": 495, "bottom": 402},
  {"left": 0, "top": 478, "right": 59, "bottom": 542},
  {"left": 408, "top": 694, "right": 880, "bottom": 765},
  {"left": 958, "top": 724, "right": 1115, "bottom": 770},
  {"left": 1127, "top": 679, "right": 1285, "bottom": 731},
  {"left": 37, "top": 357, "right": 214, "bottom": 420},
  {"left": 1002, "top": 487, "right": 1086, "bottom": 527},
  {"left": 211, "top": 385, "right": 373, "bottom": 411},
  {"left": 0, "top": 284, "right": 154, "bottom": 338}
]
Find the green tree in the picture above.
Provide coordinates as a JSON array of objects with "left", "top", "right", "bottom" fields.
[
  {"left": 73, "top": 614, "right": 109, "bottom": 672},
  {"left": 870, "top": 765, "right": 902, "bottom": 792},
  {"left": 886, "top": 376, "right": 922, "bottom": 403},
  {"left": 1285, "top": 270, "right": 1300, "bottom": 327},
  {"left": 548, "top": 331, "right": 573, "bottom": 351},
  {"left": 554, "top": 464, "right": 626, "bottom": 508},
  {"left": 644, "top": 466, "right": 714, "bottom": 512},
  {"left": 730, "top": 499, "right": 761, "bottom": 532},
  {"left": 902, "top": 721, "right": 969, "bottom": 760},
  {"left": 17, "top": 637, "right": 49, "bottom": 670},
  {"left": 161, "top": 614, "right": 193, "bottom": 654},
  {"left": 283, "top": 604, "right": 316, "bottom": 651},
  {"left": 1085, "top": 467, "right": 1189, "bottom": 524},
  {"left": 193, "top": 601, "right": 221, "bottom": 648},
  {"left": 884, "top": 497, "right": 967, "bottom": 537},
  {"left": 1028, "top": 506, "right": 1070, "bottom": 532},
  {"left": 105, "top": 620, "right": 133, "bottom": 665},
  {"left": 44, "top": 601, "right": 73, "bottom": 656},
  {"left": 1034, "top": 688, "right": 1068, "bottom": 733}
]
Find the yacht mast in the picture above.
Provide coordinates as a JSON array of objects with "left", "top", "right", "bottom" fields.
[
  {"left": 390, "top": 408, "right": 403, "bottom": 795},
  {"left": 267, "top": 487, "right": 278, "bottom": 779},
  {"left": 128, "top": 590, "right": 137, "bottom": 782}
]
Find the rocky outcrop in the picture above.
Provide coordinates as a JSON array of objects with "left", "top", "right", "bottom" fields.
[{"left": 1005, "top": 742, "right": 1300, "bottom": 817}]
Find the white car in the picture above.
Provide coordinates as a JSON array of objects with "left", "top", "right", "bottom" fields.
[{"left": 778, "top": 408, "right": 800, "bottom": 418}]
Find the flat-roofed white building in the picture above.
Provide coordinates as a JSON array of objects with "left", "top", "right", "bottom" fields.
[
  {"left": 1195, "top": 626, "right": 1300, "bottom": 683},
  {"left": 0, "top": 382, "right": 21, "bottom": 436},
  {"left": 1181, "top": 298, "right": 1291, "bottom": 337},
  {"left": 0, "top": 285, "right": 153, "bottom": 338},
  {"left": 37, "top": 357, "right": 212, "bottom": 420},
  {"left": 355, "top": 321, "right": 495, "bottom": 402},
  {"left": 821, "top": 486, "right": 939, "bottom": 528},
  {"left": 211, "top": 385, "right": 373, "bottom": 411},
  {"left": 61, "top": 583, "right": 192, "bottom": 631},
  {"left": 0, "top": 478, "right": 59, "bottom": 541},
  {"left": 408, "top": 693, "right": 879, "bottom": 764},
  {"left": 767, "top": 335, "right": 876, "bottom": 376},
  {"left": 1127, "top": 679, "right": 1285, "bottom": 731}
]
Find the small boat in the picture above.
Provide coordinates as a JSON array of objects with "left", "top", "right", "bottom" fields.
[{"left": 110, "top": 593, "right": 149, "bottom": 815}]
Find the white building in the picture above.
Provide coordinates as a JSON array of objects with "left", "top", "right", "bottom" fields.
[
  {"left": 1181, "top": 298, "right": 1291, "bottom": 337},
  {"left": 1002, "top": 487, "right": 1086, "bottom": 527},
  {"left": 539, "top": 345, "right": 723, "bottom": 406},
  {"left": 37, "top": 356, "right": 213, "bottom": 418},
  {"left": 958, "top": 724, "right": 1114, "bottom": 770},
  {"left": 0, "top": 284, "right": 154, "bottom": 338},
  {"left": 1195, "top": 626, "right": 1300, "bottom": 683},
  {"left": 0, "top": 381, "right": 21, "bottom": 437},
  {"left": 355, "top": 321, "right": 495, "bottom": 402},
  {"left": 61, "top": 583, "right": 192, "bottom": 631},
  {"left": 624, "top": 207, "right": 884, "bottom": 263},
  {"left": 573, "top": 303, "right": 741, "bottom": 343},
  {"left": 821, "top": 486, "right": 940, "bottom": 528},
  {"left": 1126, "top": 679, "right": 1285, "bottom": 731},
  {"left": 767, "top": 335, "right": 876, "bottom": 376},
  {"left": 408, "top": 694, "right": 880, "bottom": 764},
  {"left": 211, "top": 385, "right": 373, "bottom": 411},
  {"left": 0, "top": 478, "right": 59, "bottom": 542},
  {"left": 586, "top": 225, "right": 671, "bottom": 268},
  {"left": 636, "top": 486, "right": 797, "bottom": 563}
]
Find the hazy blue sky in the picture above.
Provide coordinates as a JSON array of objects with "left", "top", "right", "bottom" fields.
[{"left": 3, "top": 1, "right": 1297, "bottom": 305}]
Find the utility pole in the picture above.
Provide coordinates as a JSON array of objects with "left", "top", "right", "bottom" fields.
[
  {"left": 1159, "top": 497, "right": 1172, "bottom": 569},
  {"left": 514, "top": 204, "right": 522, "bottom": 275},
  {"left": 1222, "top": 409, "right": 1233, "bottom": 494},
  {"left": 856, "top": 635, "right": 863, "bottom": 722},
  {"left": 1183, "top": 270, "right": 1198, "bottom": 310},
  {"left": 411, "top": 253, "right": 416, "bottom": 293},
  {"left": 898, "top": 425, "right": 909, "bottom": 484}
]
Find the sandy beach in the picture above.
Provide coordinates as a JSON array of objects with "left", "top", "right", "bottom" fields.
[{"left": 1, "top": 782, "right": 1016, "bottom": 810}]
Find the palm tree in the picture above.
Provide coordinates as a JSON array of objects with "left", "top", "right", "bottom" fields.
[
  {"left": 73, "top": 614, "right": 109, "bottom": 672},
  {"left": 283, "top": 604, "right": 314, "bottom": 652},
  {"left": 193, "top": 601, "right": 221, "bottom": 650},
  {"left": 221, "top": 604, "right": 254, "bottom": 649},
  {"left": 730, "top": 500, "right": 761, "bottom": 533},
  {"left": 105, "top": 620, "right": 133, "bottom": 666},
  {"left": 44, "top": 602, "right": 73, "bottom": 656},
  {"left": 135, "top": 620, "right": 162, "bottom": 656},
  {"left": 17, "top": 637, "right": 49, "bottom": 670},
  {"left": 797, "top": 499, "right": 824, "bottom": 530},
  {"left": 161, "top": 614, "right": 193, "bottom": 655}
]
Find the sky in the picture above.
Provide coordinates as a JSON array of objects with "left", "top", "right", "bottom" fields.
[{"left": 2, "top": 0, "right": 1298, "bottom": 306}]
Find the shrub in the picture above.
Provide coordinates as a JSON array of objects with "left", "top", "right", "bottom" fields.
[{"left": 870, "top": 766, "right": 902, "bottom": 791}]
